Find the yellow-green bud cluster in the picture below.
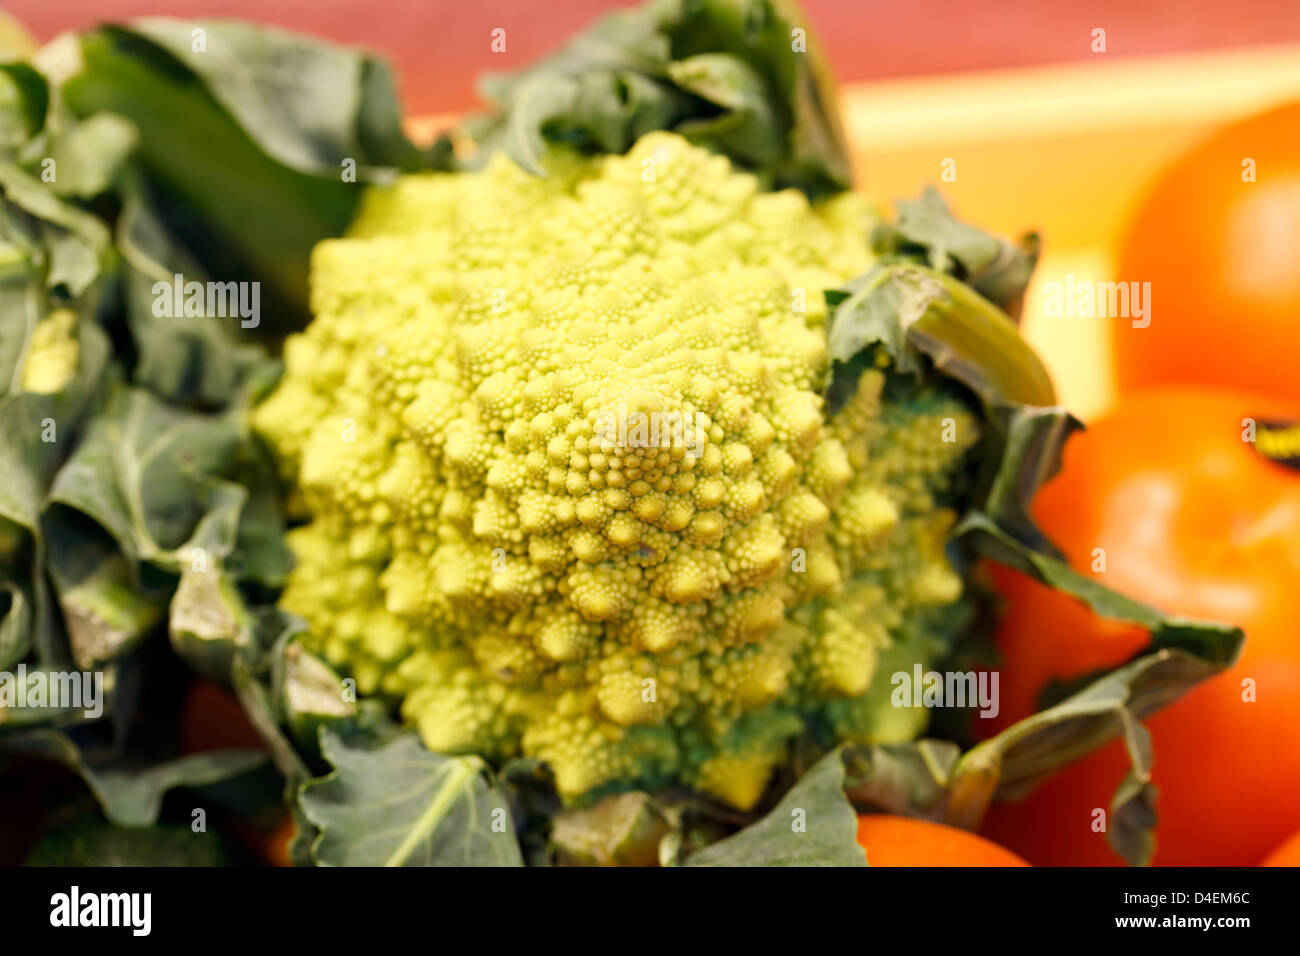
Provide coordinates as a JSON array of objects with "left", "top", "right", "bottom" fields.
[{"left": 254, "top": 132, "right": 981, "bottom": 808}]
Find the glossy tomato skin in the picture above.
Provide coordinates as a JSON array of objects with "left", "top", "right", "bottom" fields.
[
  {"left": 980, "top": 388, "right": 1300, "bottom": 866},
  {"left": 856, "top": 815, "right": 1027, "bottom": 866},
  {"left": 1261, "top": 828, "right": 1300, "bottom": 866},
  {"left": 1114, "top": 101, "right": 1300, "bottom": 402}
]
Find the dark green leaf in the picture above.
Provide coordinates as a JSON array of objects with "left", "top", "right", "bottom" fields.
[
  {"left": 167, "top": 556, "right": 251, "bottom": 680},
  {"left": 278, "top": 641, "right": 356, "bottom": 755},
  {"left": 686, "top": 748, "right": 866, "bottom": 866},
  {"left": 1108, "top": 773, "right": 1158, "bottom": 867},
  {"left": 842, "top": 739, "right": 960, "bottom": 819},
  {"left": 977, "top": 404, "right": 1083, "bottom": 556},
  {"left": 0, "top": 581, "right": 31, "bottom": 671},
  {"left": 46, "top": 387, "right": 244, "bottom": 568},
  {"left": 122, "top": 18, "right": 418, "bottom": 178},
  {"left": 228, "top": 445, "right": 293, "bottom": 588},
  {"left": 230, "top": 609, "right": 355, "bottom": 784},
  {"left": 114, "top": 178, "right": 266, "bottom": 409},
  {"left": 228, "top": 609, "right": 374, "bottom": 782},
  {"left": 0, "top": 63, "right": 48, "bottom": 147},
  {"left": 25, "top": 815, "right": 241, "bottom": 866},
  {"left": 286, "top": 801, "right": 318, "bottom": 868},
  {"left": 21, "top": 112, "right": 137, "bottom": 198},
  {"left": 0, "top": 309, "right": 113, "bottom": 668},
  {"left": 61, "top": 21, "right": 426, "bottom": 331},
  {"left": 492, "top": 73, "right": 583, "bottom": 177},
  {"left": 826, "top": 262, "right": 1056, "bottom": 415},
  {"left": 669, "top": 53, "right": 781, "bottom": 166},
  {"left": 0, "top": 161, "right": 114, "bottom": 297},
  {"left": 3, "top": 727, "right": 265, "bottom": 826},
  {"left": 872, "top": 186, "right": 1040, "bottom": 319},
  {"left": 0, "top": 17, "right": 304, "bottom": 834},
  {"left": 957, "top": 511, "right": 1245, "bottom": 659},
  {"left": 299, "top": 729, "right": 525, "bottom": 866},
  {"left": 498, "top": 757, "right": 562, "bottom": 866},
  {"left": 551, "top": 791, "right": 671, "bottom": 866},
  {"left": 468, "top": 0, "right": 851, "bottom": 198},
  {"left": 48, "top": 547, "right": 165, "bottom": 669}
]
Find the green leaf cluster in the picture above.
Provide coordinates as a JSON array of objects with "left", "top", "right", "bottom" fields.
[
  {"left": 463, "top": 0, "right": 852, "bottom": 198},
  {"left": 0, "top": 18, "right": 424, "bottom": 836}
]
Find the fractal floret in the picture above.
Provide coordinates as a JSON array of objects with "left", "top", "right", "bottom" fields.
[{"left": 254, "top": 132, "right": 983, "bottom": 809}]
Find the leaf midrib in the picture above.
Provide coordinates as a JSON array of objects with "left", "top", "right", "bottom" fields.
[{"left": 383, "top": 759, "right": 476, "bottom": 867}]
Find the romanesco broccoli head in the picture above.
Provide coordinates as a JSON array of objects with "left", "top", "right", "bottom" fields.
[{"left": 254, "top": 132, "right": 982, "bottom": 809}]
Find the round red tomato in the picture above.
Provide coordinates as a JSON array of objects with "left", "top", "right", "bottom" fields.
[
  {"left": 1114, "top": 101, "right": 1300, "bottom": 402},
  {"left": 857, "top": 815, "right": 1027, "bottom": 867},
  {"left": 1261, "top": 828, "right": 1300, "bottom": 867},
  {"left": 980, "top": 387, "right": 1300, "bottom": 866}
]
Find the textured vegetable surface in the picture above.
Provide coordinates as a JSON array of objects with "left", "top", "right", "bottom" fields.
[{"left": 255, "top": 132, "right": 988, "bottom": 809}]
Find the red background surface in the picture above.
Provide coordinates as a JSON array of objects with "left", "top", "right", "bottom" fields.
[{"left": 7, "top": 0, "right": 1300, "bottom": 115}]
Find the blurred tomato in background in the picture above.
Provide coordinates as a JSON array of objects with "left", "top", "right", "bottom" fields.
[
  {"left": 981, "top": 388, "right": 1300, "bottom": 866},
  {"left": 1262, "top": 828, "right": 1300, "bottom": 866},
  {"left": 1114, "top": 102, "right": 1300, "bottom": 404},
  {"left": 858, "top": 815, "right": 1028, "bottom": 867}
]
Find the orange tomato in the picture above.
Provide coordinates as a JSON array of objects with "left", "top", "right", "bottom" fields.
[
  {"left": 856, "top": 815, "right": 1028, "bottom": 866},
  {"left": 1261, "top": 828, "right": 1300, "bottom": 866},
  {"left": 261, "top": 813, "right": 296, "bottom": 867},
  {"left": 1113, "top": 101, "right": 1300, "bottom": 402},
  {"left": 980, "top": 388, "right": 1300, "bottom": 866}
]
